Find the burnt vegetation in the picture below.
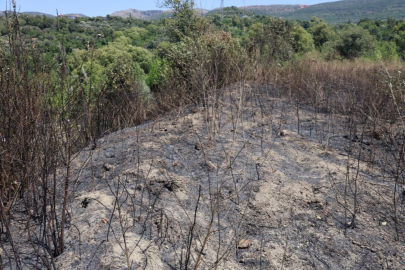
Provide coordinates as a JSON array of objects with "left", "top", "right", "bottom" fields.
[{"left": 1, "top": 0, "right": 405, "bottom": 269}]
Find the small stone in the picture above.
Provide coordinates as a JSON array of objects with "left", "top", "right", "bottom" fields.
[
  {"left": 279, "top": 129, "right": 289, "bottom": 136},
  {"left": 103, "top": 163, "right": 115, "bottom": 171},
  {"left": 172, "top": 160, "right": 179, "bottom": 167},
  {"left": 237, "top": 239, "right": 251, "bottom": 249},
  {"left": 195, "top": 143, "right": 203, "bottom": 150}
]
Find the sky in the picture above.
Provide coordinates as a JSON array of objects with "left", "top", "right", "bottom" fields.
[{"left": 5, "top": 0, "right": 340, "bottom": 17}]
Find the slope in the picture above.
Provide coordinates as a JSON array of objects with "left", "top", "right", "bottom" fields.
[
  {"left": 4, "top": 84, "right": 403, "bottom": 269},
  {"left": 285, "top": 0, "right": 405, "bottom": 23},
  {"left": 111, "top": 9, "right": 165, "bottom": 19}
]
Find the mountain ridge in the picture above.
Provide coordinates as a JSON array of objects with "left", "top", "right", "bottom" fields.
[{"left": 3, "top": 0, "right": 405, "bottom": 23}]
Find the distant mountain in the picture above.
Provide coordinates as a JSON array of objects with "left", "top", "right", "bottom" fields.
[
  {"left": 111, "top": 8, "right": 210, "bottom": 20},
  {"left": 111, "top": 5, "right": 300, "bottom": 20},
  {"left": 284, "top": 0, "right": 405, "bottom": 23},
  {"left": 194, "top": 8, "right": 210, "bottom": 16},
  {"left": 237, "top": 5, "right": 302, "bottom": 17},
  {"left": 0, "top": 11, "right": 87, "bottom": 18},
  {"left": 205, "top": 6, "right": 254, "bottom": 17},
  {"left": 111, "top": 9, "right": 165, "bottom": 19},
  {"left": 58, "top": 13, "right": 88, "bottom": 18},
  {"left": 0, "top": 10, "right": 54, "bottom": 17},
  {"left": 21, "top": 11, "right": 55, "bottom": 17},
  {"left": 205, "top": 5, "right": 303, "bottom": 17}
]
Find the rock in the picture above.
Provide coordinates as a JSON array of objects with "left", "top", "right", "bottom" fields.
[
  {"left": 237, "top": 239, "right": 251, "bottom": 249},
  {"left": 195, "top": 143, "right": 203, "bottom": 150},
  {"left": 279, "top": 129, "right": 289, "bottom": 136},
  {"left": 103, "top": 163, "right": 115, "bottom": 171}
]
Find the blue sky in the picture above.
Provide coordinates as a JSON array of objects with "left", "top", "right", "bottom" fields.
[{"left": 6, "top": 0, "right": 339, "bottom": 17}]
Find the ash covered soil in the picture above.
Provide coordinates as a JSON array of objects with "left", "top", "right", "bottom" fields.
[{"left": 49, "top": 86, "right": 405, "bottom": 269}]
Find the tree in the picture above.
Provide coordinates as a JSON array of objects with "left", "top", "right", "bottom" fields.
[
  {"left": 393, "top": 22, "right": 405, "bottom": 57},
  {"left": 247, "top": 18, "right": 293, "bottom": 61},
  {"left": 335, "top": 26, "right": 377, "bottom": 59},
  {"left": 160, "top": 0, "right": 208, "bottom": 41},
  {"left": 291, "top": 25, "right": 314, "bottom": 53},
  {"left": 309, "top": 21, "right": 335, "bottom": 48}
]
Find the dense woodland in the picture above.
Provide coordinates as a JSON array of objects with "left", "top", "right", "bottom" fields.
[{"left": 2, "top": 0, "right": 405, "bottom": 268}]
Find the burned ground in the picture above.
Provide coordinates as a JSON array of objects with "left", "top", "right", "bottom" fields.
[{"left": 2, "top": 85, "right": 405, "bottom": 269}]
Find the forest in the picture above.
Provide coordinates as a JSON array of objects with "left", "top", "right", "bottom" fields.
[{"left": 1, "top": 0, "right": 405, "bottom": 269}]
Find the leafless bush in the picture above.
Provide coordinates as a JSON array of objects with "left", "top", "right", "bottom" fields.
[{"left": 0, "top": 4, "right": 151, "bottom": 268}]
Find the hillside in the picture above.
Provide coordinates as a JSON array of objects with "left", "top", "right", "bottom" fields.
[
  {"left": 0, "top": 11, "right": 86, "bottom": 18},
  {"left": 205, "top": 6, "right": 254, "bottom": 17},
  {"left": 114, "top": 5, "right": 302, "bottom": 19},
  {"left": 110, "top": 8, "right": 209, "bottom": 20},
  {"left": 0, "top": 11, "right": 55, "bottom": 17},
  {"left": 285, "top": 0, "right": 405, "bottom": 23},
  {"left": 205, "top": 5, "right": 301, "bottom": 17},
  {"left": 21, "top": 11, "right": 55, "bottom": 17},
  {"left": 111, "top": 9, "right": 166, "bottom": 19},
  {"left": 240, "top": 5, "right": 302, "bottom": 17},
  {"left": 59, "top": 13, "right": 88, "bottom": 18},
  {"left": 6, "top": 85, "right": 405, "bottom": 269}
]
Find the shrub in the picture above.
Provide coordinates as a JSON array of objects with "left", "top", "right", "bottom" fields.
[
  {"left": 334, "top": 25, "right": 377, "bottom": 59},
  {"left": 291, "top": 25, "right": 315, "bottom": 53},
  {"left": 158, "top": 31, "right": 247, "bottom": 103}
]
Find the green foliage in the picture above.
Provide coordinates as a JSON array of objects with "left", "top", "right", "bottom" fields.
[
  {"left": 67, "top": 35, "right": 153, "bottom": 96},
  {"left": 0, "top": 13, "right": 163, "bottom": 63},
  {"left": 291, "top": 25, "right": 315, "bottom": 53},
  {"left": 376, "top": 41, "right": 399, "bottom": 61},
  {"left": 246, "top": 18, "right": 294, "bottom": 62},
  {"left": 161, "top": 0, "right": 202, "bottom": 41},
  {"left": 308, "top": 18, "right": 336, "bottom": 48},
  {"left": 146, "top": 58, "right": 170, "bottom": 91},
  {"left": 158, "top": 31, "right": 247, "bottom": 101},
  {"left": 394, "top": 22, "right": 405, "bottom": 57},
  {"left": 285, "top": 0, "right": 405, "bottom": 24},
  {"left": 334, "top": 25, "right": 377, "bottom": 59}
]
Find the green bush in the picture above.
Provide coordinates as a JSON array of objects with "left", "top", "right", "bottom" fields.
[
  {"left": 291, "top": 25, "right": 315, "bottom": 53},
  {"left": 158, "top": 31, "right": 247, "bottom": 102},
  {"left": 334, "top": 26, "right": 377, "bottom": 59},
  {"left": 146, "top": 58, "right": 170, "bottom": 91},
  {"left": 246, "top": 18, "right": 294, "bottom": 62}
]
